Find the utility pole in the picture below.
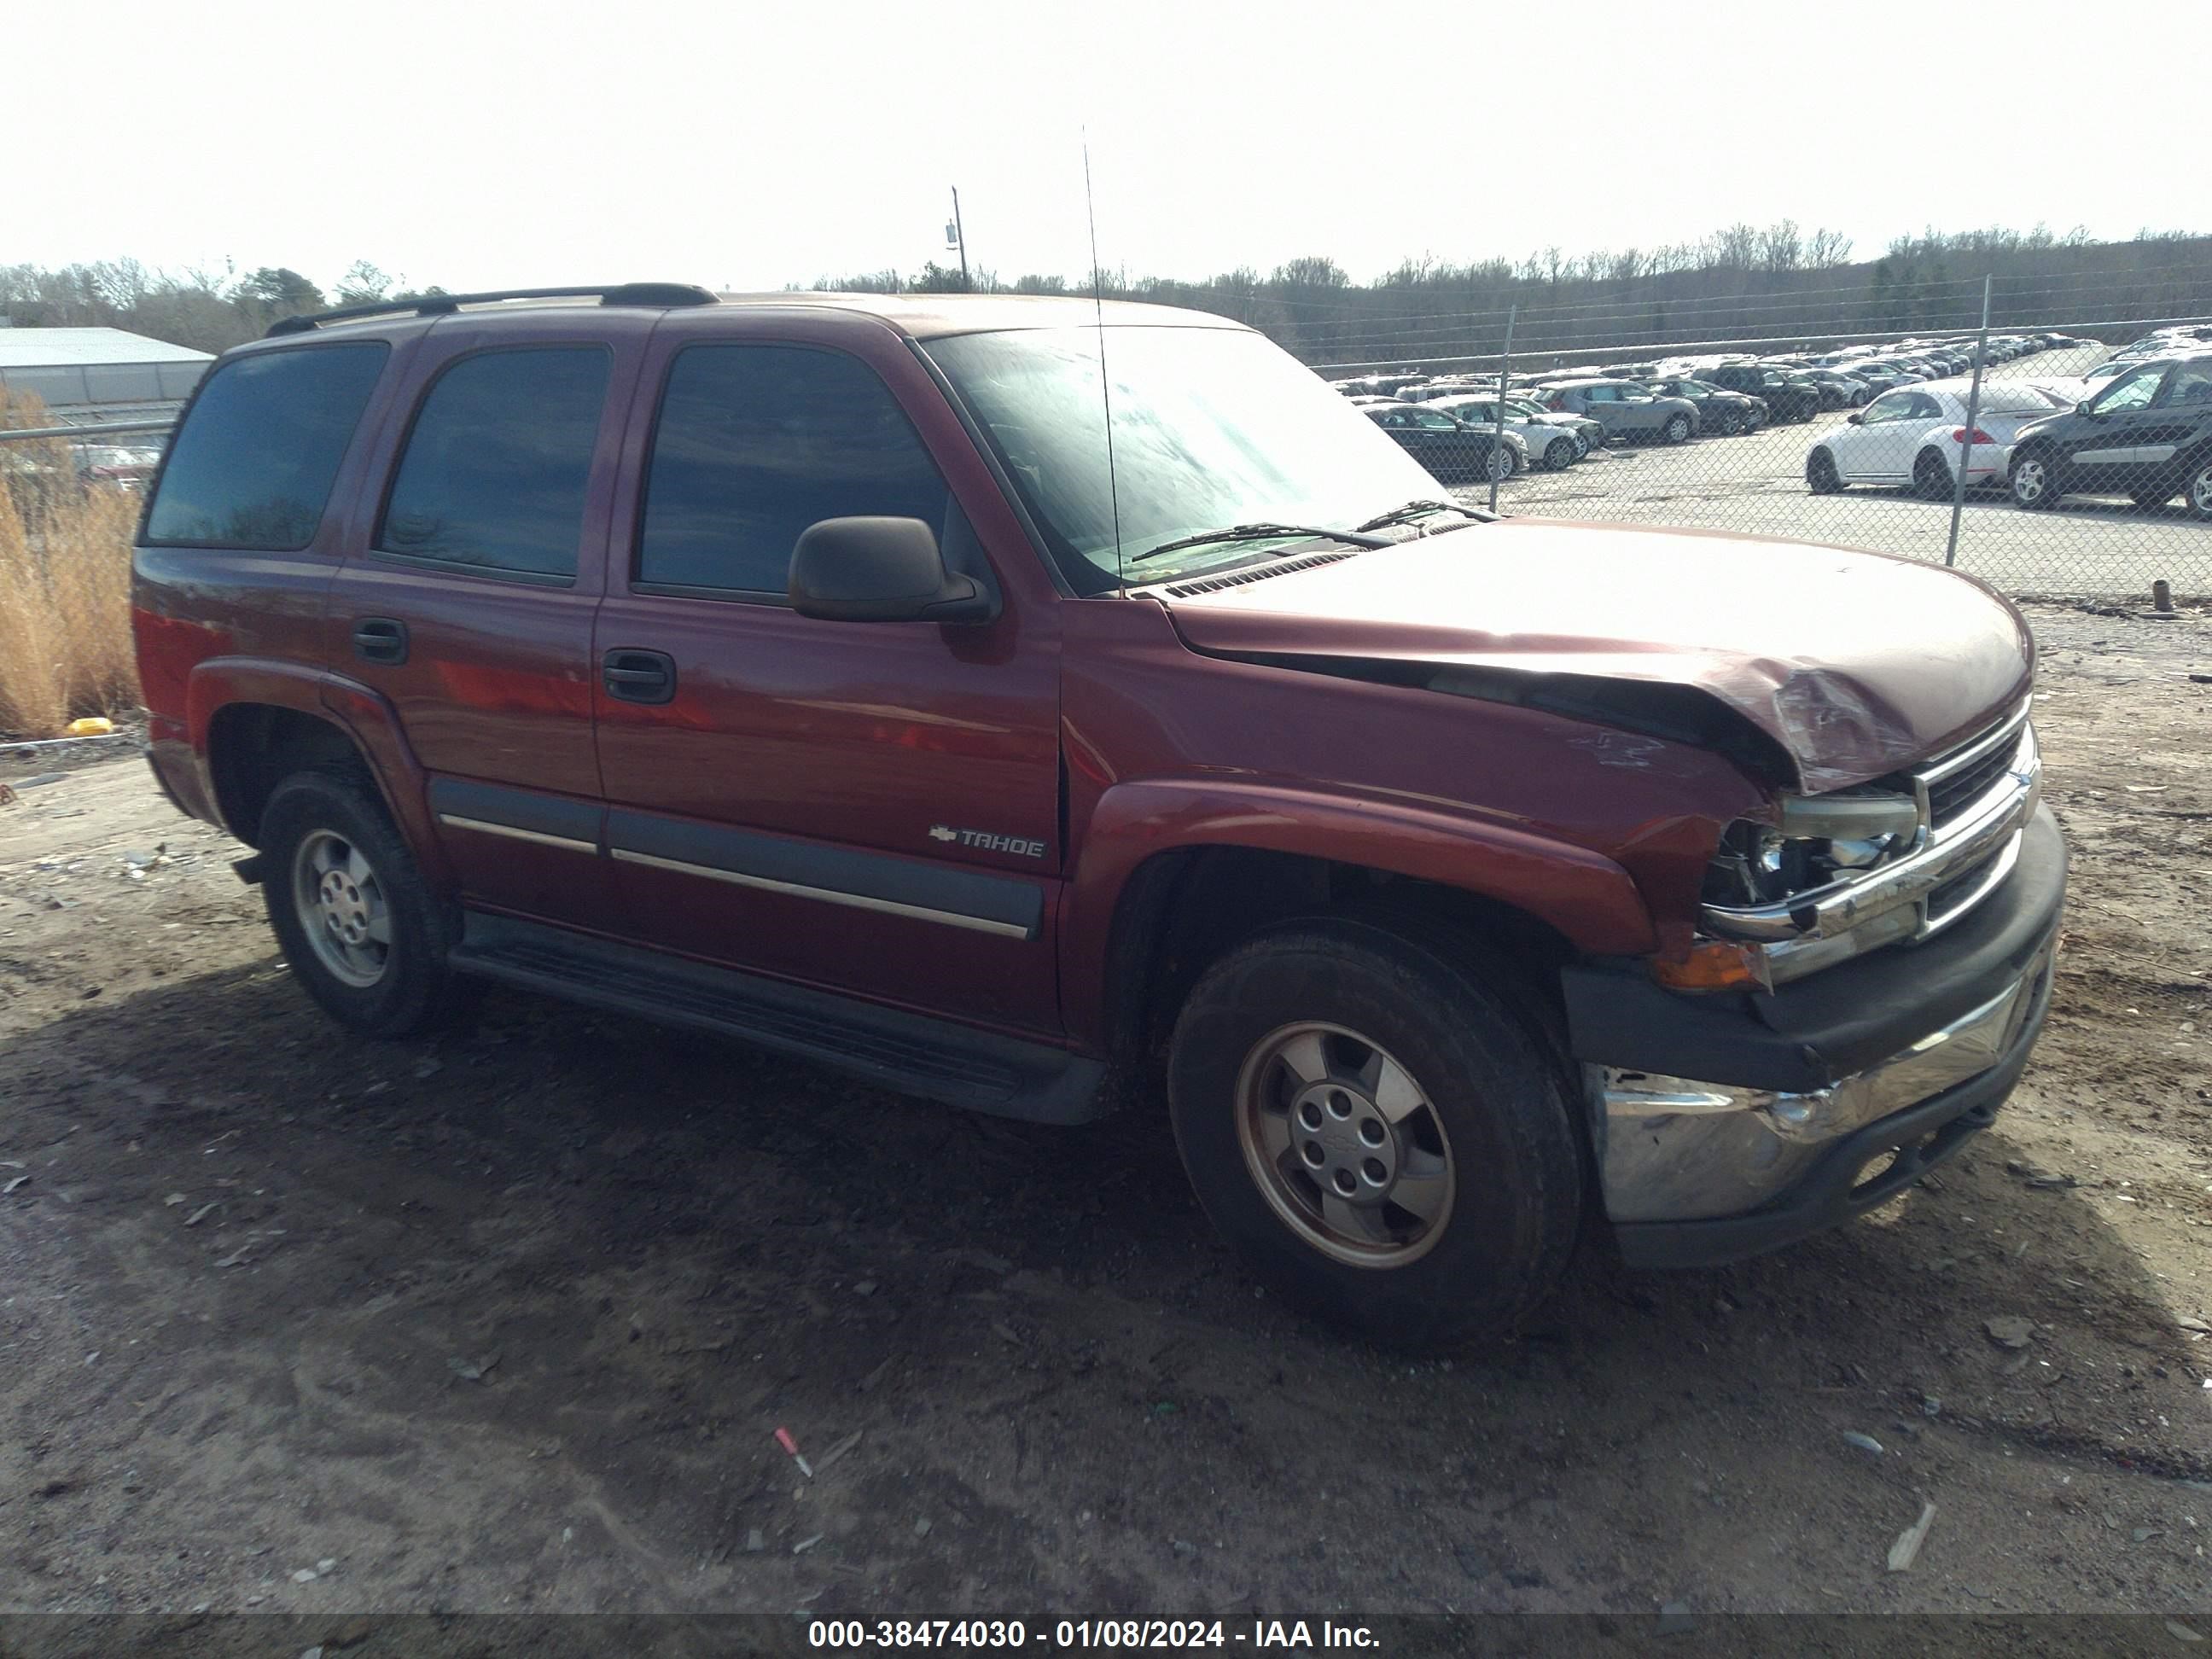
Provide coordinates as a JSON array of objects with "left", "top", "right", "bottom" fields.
[{"left": 949, "top": 187, "right": 970, "bottom": 290}]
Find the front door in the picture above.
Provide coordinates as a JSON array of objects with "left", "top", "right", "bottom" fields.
[
  {"left": 1834, "top": 387, "right": 1940, "bottom": 482},
  {"left": 323, "top": 312, "right": 649, "bottom": 928},
  {"left": 2066, "top": 360, "right": 2207, "bottom": 497},
  {"left": 591, "top": 324, "right": 1064, "bottom": 1038}
]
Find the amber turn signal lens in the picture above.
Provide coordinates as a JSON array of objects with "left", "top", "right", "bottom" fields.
[{"left": 1650, "top": 941, "right": 1770, "bottom": 992}]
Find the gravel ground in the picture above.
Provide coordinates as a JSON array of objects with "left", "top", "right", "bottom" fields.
[{"left": 0, "top": 603, "right": 2209, "bottom": 1633}]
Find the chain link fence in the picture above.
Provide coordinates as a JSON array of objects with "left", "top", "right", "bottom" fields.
[{"left": 1307, "top": 278, "right": 2212, "bottom": 602}]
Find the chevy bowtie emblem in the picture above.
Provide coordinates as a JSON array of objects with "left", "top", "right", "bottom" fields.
[{"left": 928, "top": 825, "right": 958, "bottom": 842}]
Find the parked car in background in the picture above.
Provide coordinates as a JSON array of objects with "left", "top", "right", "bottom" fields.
[
  {"left": 1794, "top": 369, "right": 1872, "bottom": 410},
  {"left": 1395, "top": 381, "right": 1488, "bottom": 403},
  {"left": 1429, "top": 396, "right": 1583, "bottom": 470},
  {"left": 1526, "top": 400, "right": 1606, "bottom": 456},
  {"left": 1700, "top": 363, "right": 1820, "bottom": 424},
  {"left": 1842, "top": 363, "right": 1913, "bottom": 395},
  {"left": 1537, "top": 380, "right": 1699, "bottom": 443},
  {"left": 1643, "top": 377, "right": 1767, "bottom": 435},
  {"left": 1363, "top": 401, "right": 1526, "bottom": 482},
  {"left": 1805, "top": 381, "right": 2068, "bottom": 498},
  {"left": 74, "top": 444, "right": 165, "bottom": 491},
  {"left": 2008, "top": 351, "right": 2212, "bottom": 518}
]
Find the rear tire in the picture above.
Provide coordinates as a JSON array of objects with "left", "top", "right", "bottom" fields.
[
  {"left": 2186, "top": 457, "right": 2212, "bottom": 522},
  {"left": 1913, "top": 448, "right": 1953, "bottom": 500},
  {"left": 260, "top": 768, "right": 471, "bottom": 1038},
  {"left": 1167, "top": 917, "right": 1585, "bottom": 1352},
  {"left": 1807, "top": 448, "right": 1844, "bottom": 494}
]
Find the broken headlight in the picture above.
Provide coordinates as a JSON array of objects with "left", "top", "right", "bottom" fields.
[{"left": 1701, "top": 791, "right": 1923, "bottom": 910}]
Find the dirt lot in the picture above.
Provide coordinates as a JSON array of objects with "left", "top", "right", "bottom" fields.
[{"left": 1, "top": 603, "right": 2209, "bottom": 1630}]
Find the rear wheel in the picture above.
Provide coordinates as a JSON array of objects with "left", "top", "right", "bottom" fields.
[
  {"left": 1662, "top": 412, "right": 1692, "bottom": 445},
  {"left": 1167, "top": 917, "right": 1584, "bottom": 1351},
  {"left": 1807, "top": 447, "right": 1844, "bottom": 494},
  {"left": 1913, "top": 448, "right": 1953, "bottom": 500},
  {"left": 261, "top": 768, "right": 470, "bottom": 1038},
  {"left": 2010, "top": 448, "right": 2058, "bottom": 509},
  {"left": 2187, "top": 456, "right": 2212, "bottom": 522}
]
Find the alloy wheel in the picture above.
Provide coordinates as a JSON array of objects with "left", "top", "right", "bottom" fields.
[
  {"left": 291, "top": 828, "right": 392, "bottom": 988},
  {"left": 1233, "top": 1022, "right": 1456, "bottom": 1268}
]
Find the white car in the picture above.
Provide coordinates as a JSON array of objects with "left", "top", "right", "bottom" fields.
[
  {"left": 1429, "top": 395, "right": 1584, "bottom": 469},
  {"left": 1804, "top": 380, "right": 2065, "bottom": 498}
]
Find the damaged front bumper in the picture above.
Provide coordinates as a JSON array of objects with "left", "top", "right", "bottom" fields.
[{"left": 1564, "top": 803, "right": 2065, "bottom": 1268}]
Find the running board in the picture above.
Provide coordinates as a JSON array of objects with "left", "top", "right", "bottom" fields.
[{"left": 448, "top": 912, "right": 1109, "bottom": 1124}]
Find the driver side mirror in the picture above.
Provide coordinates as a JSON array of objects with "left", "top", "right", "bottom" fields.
[
  {"left": 789, "top": 516, "right": 997, "bottom": 625},
  {"left": 2075, "top": 400, "right": 2094, "bottom": 416},
  {"left": 1845, "top": 411, "right": 1863, "bottom": 425}
]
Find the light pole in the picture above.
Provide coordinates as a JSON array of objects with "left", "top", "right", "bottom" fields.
[{"left": 947, "top": 188, "right": 970, "bottom": 289}]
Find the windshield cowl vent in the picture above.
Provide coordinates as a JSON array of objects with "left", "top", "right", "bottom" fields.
[{"left": 1162, "top": 553, "right": 1354, "bottom": 597}]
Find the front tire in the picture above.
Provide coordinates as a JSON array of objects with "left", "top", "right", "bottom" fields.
[
  {"left": 1167, "top": 917, "right": 1584, "bottom": 1351},
  {"left": 1807, "top": 447, "right": 1844, "bottom": 494},
  {"left": 1662, "top": 412, "right": 1692, "bottom": 445},
  {"left": 1543, "top": 437, "right": 1577, "bottom": 470},
  {"left": 261, "top": 768, "right": 469, "bottom": 1038}
]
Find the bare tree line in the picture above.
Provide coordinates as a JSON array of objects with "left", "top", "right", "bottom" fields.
[
  {"left": 5, "top": 221, "right": 2203, "bottom": 368},
  {"left": 0, "top": 259, "right": 438, "bottom": 353},
  {"left": 814, "top": 222, "right": 2210, "bottom": 367}
]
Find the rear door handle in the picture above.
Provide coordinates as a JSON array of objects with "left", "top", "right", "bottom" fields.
[
  {"left": 352, "top": 618, "right": 408, "bottom": 665},
  {"left": 602, "top": 648, "right": 677, "bottom": 705}
]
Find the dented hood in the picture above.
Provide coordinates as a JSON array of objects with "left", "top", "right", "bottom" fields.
[{"left": 1157, "top": 519, "right": 2034, "bottom": 792}]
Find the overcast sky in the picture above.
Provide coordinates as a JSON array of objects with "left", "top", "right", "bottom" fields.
[{"left": 14, "top": 0, "right": 2189, "bottom": 295}]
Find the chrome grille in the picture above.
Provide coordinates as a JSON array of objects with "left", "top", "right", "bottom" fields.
[{"left": 1925, "top": 740, "right": 2020, "bottom": 830}]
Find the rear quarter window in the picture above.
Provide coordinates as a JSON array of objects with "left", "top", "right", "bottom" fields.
[{"left": 143, "top": 343, "right": 388, "bottom": 550}]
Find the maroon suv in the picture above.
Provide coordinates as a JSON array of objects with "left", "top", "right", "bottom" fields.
[{"left": 131, "top": 284, "right": 2063, "bottom": 1348}]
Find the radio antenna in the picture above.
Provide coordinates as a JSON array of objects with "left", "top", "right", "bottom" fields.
[{"left": 1082, "top": 129, "right": 1125, "bottom": 588}]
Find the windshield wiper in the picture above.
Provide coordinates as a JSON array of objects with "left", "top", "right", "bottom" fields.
[
  {"left": 1354, "top": 498, "right": 1496, "bottom": 533},
  {"left": 1127, "top": 521, "right": 1392, "bottom": 565}
]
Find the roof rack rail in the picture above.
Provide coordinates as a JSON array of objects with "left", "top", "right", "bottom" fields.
[{"left": 265, "top": 283, "right": 717, "bottom": 338}]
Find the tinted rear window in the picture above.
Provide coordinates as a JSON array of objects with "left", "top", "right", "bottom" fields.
[
  {"left": 143, "top": 344, "right": 387, "bottom": 550},
  {"left": 377, "top": 347, "right": 610, "bottom": 580}
]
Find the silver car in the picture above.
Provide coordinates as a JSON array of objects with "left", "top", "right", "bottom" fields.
[{"left": 1537, "top": 379, "right": 1701, "bottom": 444}]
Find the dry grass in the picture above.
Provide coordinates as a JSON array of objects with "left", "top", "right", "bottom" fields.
[{"left": 0, "top": 392, "right": 142, "bottom": 738}]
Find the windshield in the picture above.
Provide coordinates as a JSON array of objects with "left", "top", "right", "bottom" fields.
[{"left": 926, "top": 325, "right": 1452, "bottom": 591}]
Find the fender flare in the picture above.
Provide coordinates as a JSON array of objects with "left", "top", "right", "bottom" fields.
[
  {"left": 183, "top": 658, "right": 446, "bottom": 883},
  {"left": 1058, "top": 777, "right": 1657, "bottom": 1051}
]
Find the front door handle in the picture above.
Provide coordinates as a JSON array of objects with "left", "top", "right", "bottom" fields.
[
  {"left": 352, "top": 618, "right": 408, "bottom": 665},
  {"left": 602, "top": 649, "right": 677, "bottom": 705}
]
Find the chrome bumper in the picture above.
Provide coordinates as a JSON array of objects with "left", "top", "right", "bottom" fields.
[{"left": 1597, "top": 938, "right": 2053, "bottom": 1224}]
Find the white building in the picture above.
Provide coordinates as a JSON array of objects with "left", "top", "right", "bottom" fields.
[{"left": 0, "top": 327, "right": 212, "bottom": 426}]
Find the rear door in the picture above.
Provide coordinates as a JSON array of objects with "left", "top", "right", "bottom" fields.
[
  {"left": 589, "top": 318, "right": 1064, "bottom": 1037},
  {"left": 323, "top": 312, "right": 648, "bottom": 927}
]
